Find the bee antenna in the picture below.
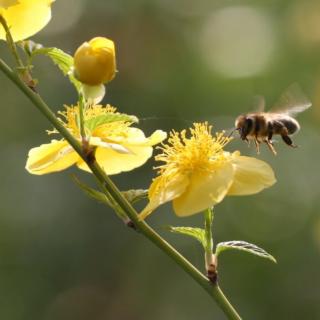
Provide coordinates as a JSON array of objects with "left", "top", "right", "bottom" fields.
[{"left": 227, "top": 128, "right": 239, "bottom": 138}]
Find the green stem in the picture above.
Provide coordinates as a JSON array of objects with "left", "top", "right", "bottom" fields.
[
  {"left": 0, "top": 58, "right": 241, "bottom": 320},
  {"left": 204, "top": 207, "right": 214, "bottom": 256},
  {"left": 204, "top": 208, "right": 218, "bottom": 283},
  {"left": 0, "top": 15, "right": 36, "bottom": 91},
  {"left": 0, "top": 15, "right": 24, "bottom": 68},
  {"left": 78, "top": 93, "right": 87, "bottom": 142}
]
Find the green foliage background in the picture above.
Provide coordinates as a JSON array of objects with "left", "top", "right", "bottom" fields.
[{"left": 0, "top": 0, "right": 320, "bottom": 319}]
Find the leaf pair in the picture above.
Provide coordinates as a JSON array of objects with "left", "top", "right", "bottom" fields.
[{"left": 168, "top": 226, "right": 276, "bottom": 263}]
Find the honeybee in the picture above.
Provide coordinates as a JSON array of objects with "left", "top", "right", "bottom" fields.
[{"left": 234, "top": 84, "right": 312, "bottom": 155}]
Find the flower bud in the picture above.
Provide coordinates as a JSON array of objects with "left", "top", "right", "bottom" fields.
[{"left": 74, "top": 37, "right": 116, "bottom": 86}]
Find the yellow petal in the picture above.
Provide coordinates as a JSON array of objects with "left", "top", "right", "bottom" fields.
[
  {"left": 96, "top": 127, "right": 166, "bottom": 146},
  {"left": 0, "top": 1, "right": 19, "bottom": 9},
  {"left": 227, "top": 154, "right": 276, "bottom": 196},
  {"left": 139, "top": 173, "right": 189, "bottom": 220},
  {"left": 0, "top": 0, "right": 54, "bottom": 41},
  {"left": 89, "top": 137, "right": 131, "bottom": 154},
  {"left": 26, "top": 140, "right": 79, "bottom": 175},
  {"left": 123, "top": 128, "right": 166, "bottom": 146},
  {"left": 173, "top": 162, "right": 234, "bottom": 217},
  {"left": 77, "top": 144, "right": 154, "bottom": 175},
  {"left": 93, "top": 128, "right": 142, "bottom": 144},
  {"left": 143, "top": 130, "right": 167, "bottom": 146}
]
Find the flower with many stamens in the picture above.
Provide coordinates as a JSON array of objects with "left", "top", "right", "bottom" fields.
[
  {"left": 26, "top": 105, "right": 167, "bottom": 175},
  {"left": 0, "top": 0, "right": 55, "bottom": 42},
  {"left": 140, "top": 123, "right": 276, "bottom": 219}
]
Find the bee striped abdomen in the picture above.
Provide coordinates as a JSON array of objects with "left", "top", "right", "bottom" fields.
[{"left": 279, "top": 118, "right": 300, "bottom": 135}]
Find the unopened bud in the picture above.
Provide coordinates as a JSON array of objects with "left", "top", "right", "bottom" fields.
[{"left": 74, "top": 37, "right": 116, "bottom": 86}]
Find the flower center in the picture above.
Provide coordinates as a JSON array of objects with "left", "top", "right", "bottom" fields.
[
  {"left": 50, "top": 105, "right": 130, "bottom": 140},
  {"left": 155, "top": 123, "right": 232, "bottom": 176}
]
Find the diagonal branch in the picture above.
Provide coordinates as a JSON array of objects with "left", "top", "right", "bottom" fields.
[{"left": 0, "top": 57, "right": 241, "bottom": 320}]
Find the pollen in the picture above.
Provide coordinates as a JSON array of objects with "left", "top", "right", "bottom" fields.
[{"left": 156, "top": 123, "right": 232, "bottom": 176}]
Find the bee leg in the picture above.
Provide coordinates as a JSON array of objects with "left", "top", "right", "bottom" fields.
[
  {"left": 280, "top": 127, "right": 298, "bottom": 148},
  {"left": 265, "top": 131, "right": 277, "bottom": 154},
  {"left": 281, "top": 134, "right": 298, "bottom": 148},
  {"left": 254, "top": 138, "right": 260, "bottom": 154},
  {"left": 265, "top": 140, "right": 277, "bottom": 155}
]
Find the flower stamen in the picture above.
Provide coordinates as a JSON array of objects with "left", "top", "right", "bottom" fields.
[{"left": 155, "top": 122, "right": 232, "bottom": 176}]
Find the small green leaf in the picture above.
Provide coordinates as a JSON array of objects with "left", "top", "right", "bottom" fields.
[
  {"left": 72, "top": 175, "right": 128, "bottom": 220},
  {"left": 122, "top": 189, "right": 148, "bottom": 204},
  {"left": 168, "top": 226, "right": 206, "bottom": 249},
  {"left": 31, "top": 46, "right": 82, "bottom": 93},
  {"left": 85, "top": 113, "right": 139, "bottom": 132},
  {"left": 215, "top": 241, "right": 276, "bottom": 263},
  {"left": 72, "top": 177, "right": 146, "bottom": 221},
  {"left": 72, "top": 175, "right": 111, "bottom": 206}
]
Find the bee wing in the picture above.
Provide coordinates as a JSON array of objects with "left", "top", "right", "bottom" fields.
[
  {"left": 270, "top": 83, "right": 312, "bottom": 116},
  {"left": 252, "top": 95, "right": 266, "bottom": 112}
]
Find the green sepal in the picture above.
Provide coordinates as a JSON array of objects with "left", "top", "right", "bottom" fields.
[
  {"left": 84, "top": 113, "right": 138, "bottom": 133},
  {"left": 168, "top": 226, "right": 206, "bottom": 249},
  {"left": 122, "top": 189, "right": 148, "bottom": 204},
  {"left": 30, "top": 46, "right": 82, "bottom": 93},
  {"left": 215, "top": 240, "right": 277, "bottom": 263},
  {"left": 72, "top": 176, "right": 147, "bottom": 220},
  {"left": 18, "top": 40, "right": 43, "bottom": 57},
  {"left": 72, "top": 175, "right": 127, "bottom": 220},
  {"left": 72, "top": 175, "right": 113, "bottom": 205}
]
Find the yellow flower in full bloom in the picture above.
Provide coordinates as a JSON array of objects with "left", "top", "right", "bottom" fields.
[
  {"left": 74, "top": 37, "right": 116, "bottom": 86},
  {"left": 140, "top": 123, "right": 276, "bottom": 219},
  {"left": 0, "top": 0, "right": 55, "bottom": 42},
  {"left": 26, "top": 105, "right": 167, "bottom": 175}
]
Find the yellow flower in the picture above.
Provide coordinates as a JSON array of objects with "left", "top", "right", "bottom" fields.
[
  {"left": 140, "top": 123, "right": 276, "bottom": 219},
  {"left": 26, "top": 105, "right": 167, "bottom": 175},
  {"left": 74, "top": 37, "right": 116, "bottom": 86},
  {"left": 0, "top": 0, "right": 55, "bottom": 42}
]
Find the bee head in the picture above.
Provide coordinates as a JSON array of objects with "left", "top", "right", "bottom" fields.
[{"left": 235, "top": 115, "right": 253, "bottom": 140}]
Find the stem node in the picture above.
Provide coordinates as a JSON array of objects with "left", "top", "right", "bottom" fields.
[
  {"left": 206, "top": 253, "right": 218, "bottom": 284},
  {"left": 125, "top": 219, "right": 138, "bottom": 231}
]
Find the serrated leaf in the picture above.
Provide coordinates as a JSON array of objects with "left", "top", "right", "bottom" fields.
[
  {"left": 122, "top": 189, "right": 148, "bottom": 204},
  {"left": 31, "top": 47, "right": 82, "bottom": 93},
  {"left": 168, "top": 226, "right": 207, "bottom": 248},
  {"left": 32, "top": 47, "right": 72, "bottom": 75},
  {"left": 85, "top": 113, "right": 139, "bottom": 132},
  {"left": 215, "top": 241, "right": 276, "bottom": 263}
]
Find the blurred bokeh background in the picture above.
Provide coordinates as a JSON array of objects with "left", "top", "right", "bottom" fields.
[{"left": 1, "top": 0, "right": 320, "bottom": 319}]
